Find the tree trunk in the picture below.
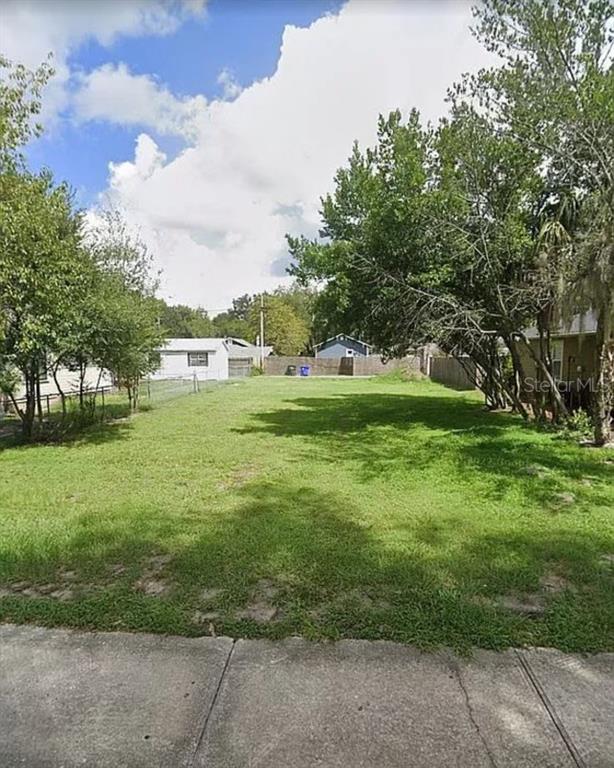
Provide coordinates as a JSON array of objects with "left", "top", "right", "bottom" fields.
[
  {"left": 92, "top": 367, "right": 104, "bottom": 410},
  {"left": 515, "top": 333, "right": 569, "bottom": 421},
  {"left": 503, "top": 335, "right": 532, "bottom": 420},
  {"left": 79, "top": 360, "right": 86, "bottom": 411},
  {"left": 52, "top": 362, "right": 66, "bottom": 416},
  {"left": 593, "top": 297, "right": 613, "bottom": 446},
  {"left": 22, "top": 368, "right": 35, "bottom": 440},
  {"left": 35, "top": 372, "right": 43, "bottom": 424},
  {"left": 7, "top": 392, "right": 25, "bottom": 424}
]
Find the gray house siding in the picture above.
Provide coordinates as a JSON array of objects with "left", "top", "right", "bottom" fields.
[{"left": 316, "top": 337, "right": 369, "bottom": 358}]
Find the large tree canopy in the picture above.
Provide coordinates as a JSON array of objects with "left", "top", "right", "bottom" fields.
[{"left": 289, "top": 0, "right": 614, "bottom": 443}]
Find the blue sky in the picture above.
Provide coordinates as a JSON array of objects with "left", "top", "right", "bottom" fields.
[{"left": 3, "top": 0, "right": 490, "bottom": 309}]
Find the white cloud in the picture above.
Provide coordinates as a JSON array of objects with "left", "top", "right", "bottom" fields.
[
  {"left": 0, "top": 0, "right": 206, "bottom": 123},
  {"left": 97, "top": 0, "right": 495, "bottom": 310},
  {"left": 73, "top": 63, "right": 207, "bottom": 140},
  {"left": 109, "top": 134, "right": 167, "bottom": 186},
  {"left": 217, "top": 68, "right": 242, "bottom": 100}
]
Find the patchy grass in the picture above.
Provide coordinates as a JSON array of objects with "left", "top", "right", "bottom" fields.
[{"left": 0, "top": 376, "right": 612, "bottom": 652}]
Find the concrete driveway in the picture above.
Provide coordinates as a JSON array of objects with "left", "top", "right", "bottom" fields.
[{"left": 0, "top": 624, "right": 612, "bottom": 767}]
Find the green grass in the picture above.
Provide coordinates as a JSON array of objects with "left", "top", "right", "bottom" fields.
[{"left": 1, "top": 376, "right": 613, "bottom": 652}]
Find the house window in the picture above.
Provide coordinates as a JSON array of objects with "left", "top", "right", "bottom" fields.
[
  {"left": 551, "top": 340, "right": 563, "bottom": 381},
  {"left": 187, "top": 351, "right": 209, "bottom": 367}
]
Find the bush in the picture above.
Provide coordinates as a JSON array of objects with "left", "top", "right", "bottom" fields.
[
  {"left": 556, "top": 409, "right": 594, "bottom": 442},
  {"left": 375, "top": 367, "right": 426, "bottom": 383}
]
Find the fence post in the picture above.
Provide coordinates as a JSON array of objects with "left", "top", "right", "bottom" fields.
[{"left": 46, "top": 395, "right": 50, "bottom": 417}]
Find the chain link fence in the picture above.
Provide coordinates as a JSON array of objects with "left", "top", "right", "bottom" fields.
[
  {"left": 143, "top": 375, "right": 199, "bottom": 405},
  {"left": 0, "top": 374, "right": 214, "bottom": 443}
]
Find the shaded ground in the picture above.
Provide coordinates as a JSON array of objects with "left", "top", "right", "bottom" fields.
[{"left": 0, "top": 376, "right": 612, "bottom": 651}]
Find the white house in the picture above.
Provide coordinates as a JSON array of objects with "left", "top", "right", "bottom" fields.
[
  {"left": 13, "top": 364, "right": 113, "bottom": 401},
  {"left": 153, "top": 338, "right": 229, "bottom": 381}
]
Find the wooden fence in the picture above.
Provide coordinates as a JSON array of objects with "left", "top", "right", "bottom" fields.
[
  {"left": 428, "top": 356, "right": 477, "bottom": 390},
  {"left": 263, "top": 355, "right": 422, "bottom": 377}
]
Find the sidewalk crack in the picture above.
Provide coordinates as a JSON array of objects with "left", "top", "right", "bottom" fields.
[
  {"left": 187, "top": 638, "right": 237, "bottom": 768},
  {"left": 514, "top": 650, "right": 586, "bottom": 768},
  {"left": 450, "top": 660, "right": 499, "bottom": 768}
]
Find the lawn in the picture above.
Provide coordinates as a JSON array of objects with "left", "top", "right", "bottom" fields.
[{"left": 0, "top": 376, "right": 612, "bottom": 652}]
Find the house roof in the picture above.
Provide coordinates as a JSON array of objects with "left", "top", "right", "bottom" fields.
[
  {"left": 226, "top": 342, "right": 273, "bottom": 358},
  {"left": 313, "top": 333, "right": 372, "bottom": 351},
  {"left": 159, "top": 338, "right": 228, "bottom": 352},
  {"left": 524, "top": 310, "right": 598, "bottom": 340}
]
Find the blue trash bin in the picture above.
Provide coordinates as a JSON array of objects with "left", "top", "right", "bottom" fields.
[{"left": 299, "top": 365, "right": 310, "bottom": 377}]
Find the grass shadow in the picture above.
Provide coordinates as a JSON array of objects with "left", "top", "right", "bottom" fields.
[
  {"left": 0, "top": 401, "right": 137, "bottom": 452},
  {"left": 0, "top": 478, "right": 611, "bottom": 651},
  {"left": 235, "top": 390, "right": 614, "bottom": 506}
]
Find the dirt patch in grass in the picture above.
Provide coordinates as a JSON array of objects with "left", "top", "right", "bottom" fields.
[
  {"left": 476, "top": 570, "right": 577, "bottom": 618},
  {"left": 217, "top": 464, "right": 259, "bottom": 491},
  {"left": 234, "top": 602, "right": 279, "bottom": 623},
  {"left": 1, "top": 581, "right": 75, "bottom": 601},
  {"left": 539, "top": 572, "right": 576, "bottom": 594},
  {"left": 146, "top": 554, "right": 173, "bottom": 570},
  {"left": 233, "top": 578, "right": 282, "bottom": 624},
  {"left": 496, "top": 594, "right": 546, "bottom": 617},
  {"left": 134, "top": 577, "right": 168, "bottom": 596},
  {"left": 200, "top": 587, "right": 223, "bottom": 602},
  {"left": 132, "top": 553, "right": 174, "bottom": 597},
  {"left": 309, "top": 589, "right": 392, "bottom": 622},
  {"left": 524, "top": 464, "right": 550, "bottom": 479},
  {"left": 343, "top": 589, "right": 391, "bottom": 611},
  {"left": 192, "top": 610, "right": 220, "bottom": 623},
  {"left": 59, "top": 569, "right": 78, "bottom": 581}
]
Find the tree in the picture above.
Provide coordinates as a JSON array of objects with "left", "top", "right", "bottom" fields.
[
  {"left": 229, "top": 293, "right": 253, "bottom": 321},
  {"left": 154, "top": 299, "right": 214, "bottom": 338},
  {"left": 0, "top": 58, "right": 163, "bottom": 437},
  {"left": 211, "top": 311, "right": 252, "bottom": 340},
  {"left": 290, "top": 1, "right": 613, "bottom": 440},
  {"left": 86, "top": 212, "right": 164, "bottom": 411},
  {"left": 471, "top": 0, "right": 614, "bottom": 442},
  {"left": 0, "top": 54, "right": 53, "bottom": 168},
  {"left": 0, "top": 171, "right": 84, "bottom": 437},
  {"left": 290, "top": 112, "right": 513, "bottom": 403},
  {"left": 271, "top": 283, "right": 319, "bottom": 350},
  {"left": 248, "top": 293, "right": 310, "bottom": 355},
  {"left": 212, "top": 293, "right": 254, "bottom": 339}
]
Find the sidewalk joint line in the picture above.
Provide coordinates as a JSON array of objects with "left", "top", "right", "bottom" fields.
[
  {"left": 188, "top": 638, "right": 237, "bottom": 767},
  {"left": 514, "top": 650, "right": 586, "bottom": 768}
]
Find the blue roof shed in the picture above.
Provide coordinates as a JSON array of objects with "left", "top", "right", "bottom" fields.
[{"left": 314, "top": 334, "right": 372, "bottom": 358}]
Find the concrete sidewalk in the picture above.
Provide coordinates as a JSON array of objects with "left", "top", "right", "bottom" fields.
[{"left": 0, "top": 625, "right": 612, "bottom": 768}]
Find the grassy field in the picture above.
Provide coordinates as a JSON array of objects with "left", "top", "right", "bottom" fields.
[{"left": 0, "top": 375, "right": 612, "bottom": 652}]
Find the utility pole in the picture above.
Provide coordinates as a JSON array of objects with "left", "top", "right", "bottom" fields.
[{"left": 259, "top": 294, "right": 265, "bottom": 368}]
